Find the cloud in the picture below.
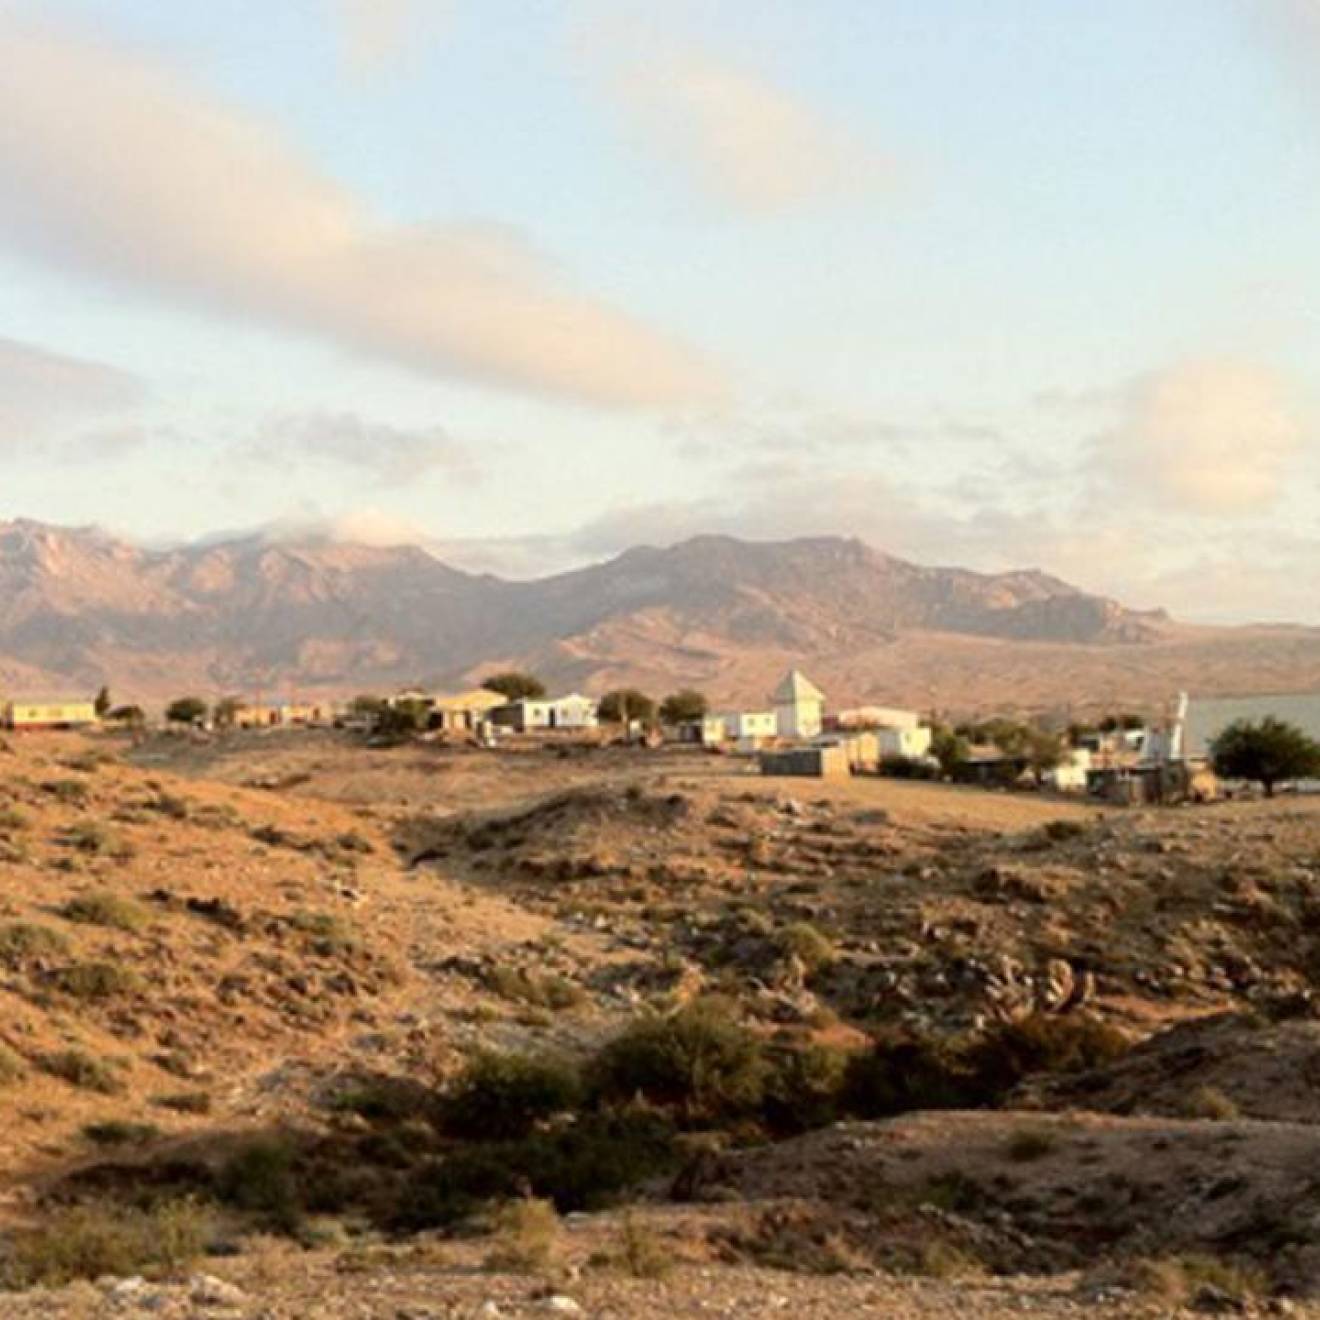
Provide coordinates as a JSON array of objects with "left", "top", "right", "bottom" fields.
[
  {"left": 256, "top": 507, "right": 435, "bottom": 549},
  {"left": 1093, "top": 359, "right": 1305, "bottom": 514},
  {"left": 0, "top": 335, "right": 144, "bottom": 442},
  {"left": 591, "top": 26, "right": 885, "bottom": 213},
  {"left": 252, "top": 411, "right": 476, "bottom": 486},
  {"left": 0, "top": 15, "right": 720, "bottom": 409}
]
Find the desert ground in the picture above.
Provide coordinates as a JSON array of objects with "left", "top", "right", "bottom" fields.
[{"left": 3, "top": 726, "right": 1320, "bottom": 1315}]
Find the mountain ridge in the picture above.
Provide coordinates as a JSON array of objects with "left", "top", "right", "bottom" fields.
[{"left": 1, "top": 518, "right": 1315, "bottom": 712}]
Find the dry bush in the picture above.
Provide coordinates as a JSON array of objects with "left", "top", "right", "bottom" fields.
[
  {"left": 1, "top": 1199, "right": 209, "bottom": 1289},
  {"left": 1179, "top": 1085, "right": 1241, "bottom": 1121},
  {"left": 484, "top": 1198, "right": 559, "bottom": 1274},
  {"left": 40, "top": 1048, "right": 123, "bottom": 1094}
]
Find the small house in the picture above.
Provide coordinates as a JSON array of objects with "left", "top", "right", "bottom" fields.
[
  {"left": 771, "top": 669, "right": 825, "bottom": 741},
  {"left": 1, "top": 699, "right": 98, "bottom": 731},
  {"left": 490, "top": 693, "right": 599, "bottom": 732}
]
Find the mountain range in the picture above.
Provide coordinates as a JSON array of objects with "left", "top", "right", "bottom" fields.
[{"left": 2, "top": 518, "right": 1318, "bottom": 713}]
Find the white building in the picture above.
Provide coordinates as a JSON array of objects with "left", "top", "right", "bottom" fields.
[
  {"left": 772, "top": 669, "right": 825, "bottom": 741},
  {"left": 722, "top": 710, "right": 778, "bottom": 741},
  {"left": 1044, "top": 747, "right": 1092, "bottom": 792},
  {"left": 492, "top": 693, "right": 599, "bottom": 731},
  {"left": 877, "top": 725, "right": 933, "bottom": 760}
]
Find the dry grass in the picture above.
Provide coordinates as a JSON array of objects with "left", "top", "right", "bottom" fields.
[{"left": 484, "top": 1198, "right": 560, "bottom": 1274}]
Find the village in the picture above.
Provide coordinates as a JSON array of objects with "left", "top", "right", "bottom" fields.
[{"left": 4, "top": 671, "right": 1318, "bottom": 804}]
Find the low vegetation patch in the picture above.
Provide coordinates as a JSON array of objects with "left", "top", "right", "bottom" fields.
[
  {"left": 444, "top": 1051, "right": 582, "bottom": 1141},
  {"left": 60, "top": 891, "right": 146, "bottom": 932},
  {"left": 484, "top": 1197, "right": 559, "bottom": 1274},
  {"left": 40, "top": 1048, "right": 123, "bottom": 1094},
  {"left": 54, "top": 961, "right": 142, "bottom": 1000},
  {"left": 0, "top": 1200, "right": 209, "bottom": 1289},
  {"left": 0, "top": 921, "right": 70, "bottom": 968}
]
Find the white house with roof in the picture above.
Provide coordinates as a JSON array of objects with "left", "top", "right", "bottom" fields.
[
  {"left": 772, "top": 669, "right": 825, "bottom": 740},
  {"left": 491, "top": 693, "right": 599, "bottom": 732}
]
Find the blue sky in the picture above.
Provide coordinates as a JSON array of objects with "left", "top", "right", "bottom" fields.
[{"left": 1, "top": 0, "right": 1318, "bottom": 621}]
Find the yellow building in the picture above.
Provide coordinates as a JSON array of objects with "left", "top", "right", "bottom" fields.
[
  {"left": 425, "top": 688, "right": 507, "bottom": 732},
  {"left": 2, "top": 699, "right": 99, "bottom": 731}
]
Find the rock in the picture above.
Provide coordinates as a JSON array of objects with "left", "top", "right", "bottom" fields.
[
  {"left": 188, "top": 1273, "right": 246, "bottom": 1307},
  {"left": 542, "top": 1298, "right": 584, "bottom": 1315}
]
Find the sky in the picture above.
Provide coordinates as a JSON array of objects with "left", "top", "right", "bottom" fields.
[{"left": 1, "top": 0, "right": 1319, "bottom": 622}]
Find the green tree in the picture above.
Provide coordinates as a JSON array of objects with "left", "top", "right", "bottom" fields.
[
  {"left": 164, "top": 697, "right": 207, "bottom": 726},
  {"left": 1026, "top": 729, "right": 1064, "bottom": 785},
  {"left": 930, "top": 726, "right": 970, "bottom": 775},
  {"left": 93, "top": 686, "right": 111, "bottom": 719},
  {"left": 1210, "top": 717, "right": 1320, "bottom": 797},
  {"left": 481, "top": 671, "right": 546, "bottom": 702},
  {"left": 376, "top": 698, "right": 431, "bottom": 737},
  {"left": 597, "top": 689, "right": 656, "bottom": 725},
  {"left": 658, "top": 689, "right": 708, "bottom": 725}
]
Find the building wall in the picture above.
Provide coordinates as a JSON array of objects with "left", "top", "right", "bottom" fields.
[
  {"left": 878, "top": 726, "right": 933, "bottom": 760},
  {"left": 760, "top": 745, "right": 849, "bottom": 779},
  {"left": 3, "top": 701, "right": 97, "bottom": 729},
  {"left": 723, "top": 710, "right": 776, "bottom": 740},
  {"left": 775, "top": 700, "right": 823, "bottom": 740}
]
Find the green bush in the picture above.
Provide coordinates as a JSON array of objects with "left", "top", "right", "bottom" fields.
[
  {"left": 964, "top": 1013, "right": 1129, "bottom": 1100},
  {"left": 776, "top": 923, "right": 836, "bottom": 974},
  {"left": 0, "top": 1044, "right": 25, "bottom": 1085},
  {"left": 217, "top": 1137, "right": 301, "bottom": 1231},
  {"left": 82, "top": 1120, "right": 161, "bottom": 1146},
  {"left": 484, "top": 1197, "right": 559, "bottom": 1274},
  {"left": 763, "top": 1043, "right": 850, "bottom": 1135},
  {"left": 0, "top": 921, "right": 70, "bottom": 968},
  {"left": 841, "top": 1030, "right": 976, "bottom": 1117},
  {"left": 591, "top": 997, "right": 767, "bottom": 1124},
  {"left": 55, "top": 961, "right": 142, "bottom": 1000},
  {"left": 0, "top": 806, "right": 29, "bottom": 832},
  {"left": 40, "top": 1049, "right": 123, "bottom": 1094},
  {"left": 60, "top": 891, "right": 145, "bottom": 932},
  {"left": 397, "top": 1109, "right": 675, "bottom": 1231},
  {"left": 444, "top": 1052, "right": 582, "bottom": 1141}
]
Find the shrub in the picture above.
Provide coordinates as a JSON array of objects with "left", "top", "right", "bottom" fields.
[
  {"left": 841, "top": 1030, "right": 976, "bottom": 1118},
  {"left": 55, "top": 961, "right": 142, "bottom": 1000},
  {"left": 776, "top": 922, "right": 836, "bottom": 974},
  {"left": 1179, "top": 1085, "right": 1241, "bottom": 1121},
  {"left": 1002, "top": 1128, "right": 1058, "bottom": 1162},
  {"left": 444, "top": 1052, "right": 582, "bottom": 1141},
  {"left": 153, "top": 1091, "right": 213, "bottom": 1115},
  {"left": 485, "top": 965, "right": 587, "bottom": 1011},
  {"left": 82, "top": 1120, "right": 161, "bottom": 1146},
  {"left": 41, "top": 1049, "right": 123, "bottom": 1094},
  {"left": 42, "top": 778, "right": 89, "bottom": 805},
  {"left": 763, "top": 1043, "right": 849, "bottom": 1135},
  {"left": 60, "top": 891, "right": 145, "bottom": 932},
  {"left": 287, "top": 910, "right": 357, "bottom": 956},
  {"left": 1043, "top": 819, "right": 1087, "bottom": 843},
  {"left": 0, "top": 806, "right": 28, "bottom": 832},
  {"left": 0, "top": 1044, "right": 25, "bottom": 1085},
  {"left": 965, "top": 1014, "right": 1129, "bottom": 1101},
  {"left": 397, "top": 1110, "right": 676, "bottom": 1231},
  {"left": 0, "top": 1199, "right": 209, "bottom": 1289},
  {"left": 611, "top": 1211, "right": 671, "bottom": 1279},
  {"left": 218, "top": 1138, "right": 302, "bottom": 1231},
  {"left": 591, "top": 997, "right": 767, "bottom": 1124},
  {"left": 0, "top": 921, "right": 70, "bottom": 968},
  {"left": 484, "top": 1198, "right": 559, "bottom": 1274}
]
